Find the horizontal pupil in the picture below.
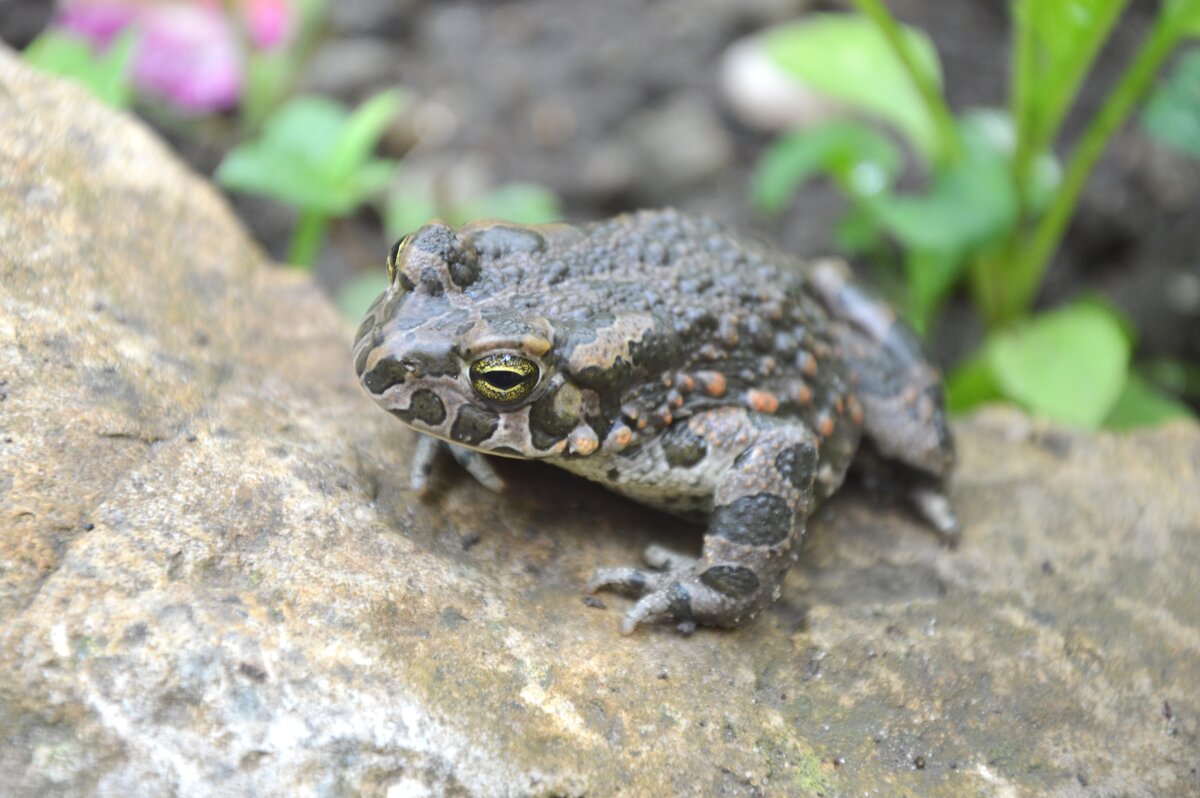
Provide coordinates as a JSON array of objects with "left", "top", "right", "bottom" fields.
[{"left": 484, "top": 370, "right": 525, "bottom": 391}]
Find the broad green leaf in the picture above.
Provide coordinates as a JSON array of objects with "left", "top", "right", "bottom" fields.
[
  {"left": 217, "top": 94, "right": 398, "bottom": 214},
  {"left": 216, "top": 145, "right": 357, "bottom": 213},
  {"left": 451, "top": 183, "right": 562, "bottom": 225},
  {"left": 986, "top": 303, "right": 1131, "bottom": 427},
  {"left": 24, "top": 29, "right": 137, "bottom": 108},
  {"left": 763, "top": 14, "right": 943, "bottom": 158},
  {"left": 337, "top": 272, "right": 390, "bottom": 321},
  {"left": 959, "top": 108, "right": 1062, "bottom": 211},
  {"left": 752, "top": 121, "right": 901, "bottom": 213},
  {"left": 328, "top": 89, "right": 407, "bottom": 183},
  {"left": 258, "top": 96, "right": 347, "bottom": 161},
  {"left": 1104, "top": 372, "right": 1196, "bottom": 429},
  {"left": 1142, "top": 48, "right": 1200, "bottom": 158},
  {"left": 867, "top": 152, "right": 1019, "bottom": 251},
  {"left": 946, "top": 351, "right": 1004, "bottom": 414},
  {"left": 350, "top": 158, "right": 400, "bottom": 201}
]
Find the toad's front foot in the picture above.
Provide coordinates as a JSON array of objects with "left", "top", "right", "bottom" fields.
[{"left": 588, "top": 545, "right": 775, "bottom": 635}]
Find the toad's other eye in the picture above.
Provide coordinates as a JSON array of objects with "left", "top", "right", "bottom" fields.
[
  {"left": 386, "top": 234, "right": 413, "bottom": 287},
  {"left": 469, "top": 354, "right": 540, "bottom": 403}
]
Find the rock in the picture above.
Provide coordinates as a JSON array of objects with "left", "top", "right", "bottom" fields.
[
  {"left": 622, "top": 94, "right": 735, "bottom": 197},
  {"left": 2, "top": 49, "right": 1199, "bottom": 798},
  {"left": 720, "top": 34, "right": 842, "bottom": 132}
]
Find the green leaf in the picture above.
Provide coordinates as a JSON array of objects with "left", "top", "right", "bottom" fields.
[
  {"left": 867, "top": 151, "right": 1019, "bottom": 251},
  {"left": 451, "top": 182, "right": 562, "bottom": 226},
  {"left": 752, "top": 121, "right": 901, "bottom": 214},
  {"left": 1142, "top": 47, "right": 1200, "bottom": 158},
  {"left": 1165, "top": 0, "right": 1200, "bottom": 37},
  {"left": 1104, "top": 372, "right": 1196, "bottom": 429},
  {"left": 216, "top": 94, "right": 399, "bottom": 214},
  {"left": 763, "top": 14, "right": 943, "bottom": 158},
  {"left": 217, "top": 144, "right": 356, "bottom": 213},
  {"left": 328, "top": 89, "right": 407, "bottom": 183},
  {"left": 23, "top": 29, "right": 137, "bottom": 108},
  {"left": 946, "top": 351, "right": 1004, "bottom": 414},
  {"left": 833, "top": 205, "right": 884, "bottom": 254},
  {"left": 337, "top": 272, "right": 390, "bottom": 321},
  {"left": 1142, "top": 357, "right": 1200, "bottom": 399},
  {"left": 242, "top": 49, "right": 295, "bottom": 132},
  {"left": 903, "top": 248, "right": 968, "bottom": 335},
  {"left": 259, "top": 96, "right": 347, "bottom": 161},
  {"left": 1015, "top": 0, "right": 1129, "bottom": 151},
  {"left": 985, "top": 303, "right": 1131, "bottom": 427}
]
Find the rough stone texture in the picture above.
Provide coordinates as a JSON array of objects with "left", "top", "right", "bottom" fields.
[{"left": 2, "top": 50, "right": 1199, "bottom": 798}]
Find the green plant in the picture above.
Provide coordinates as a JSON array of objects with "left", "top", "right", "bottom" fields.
[
  {"left": 216, "top": 89, "right": 405, "bottom": 267},
  {"left": 753, "top": 1, "right": 1200, "bottom": 428},
  {"left": 240, "top": 0, "right": 331, "bottom": 134},
  {"left": 1142, "top": 46, "right": 1200, "bottom": 157},
  {"left": 23, "top": 28, "right": 138, "bottom": 109}
]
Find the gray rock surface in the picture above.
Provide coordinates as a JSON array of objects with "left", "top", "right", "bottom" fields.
[{"left": 2, "top": 50, "right": 1199, "bottom": 798}]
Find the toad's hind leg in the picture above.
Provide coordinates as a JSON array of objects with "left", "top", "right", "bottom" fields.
[
  {"left": 808, "top": 259, "right": 958, "bottom": 541},
  {"left": 589, "top": 410, "right": 819, "bottom": 634}
]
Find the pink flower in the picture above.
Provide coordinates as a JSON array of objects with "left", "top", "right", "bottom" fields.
[
  {"left": 57, "top": 2, "right": 140, "bottom": 47},
  {"left": 54, "top": 0, "right": 294, "bottom": 113},
  {"left": 133, "top": 5, "right": 243, "bottom": 112},
  {"left": 240, "top": 0, "right": 290, "bottom": 49}
]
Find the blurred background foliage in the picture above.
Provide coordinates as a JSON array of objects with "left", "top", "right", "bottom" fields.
[{"left": 7, "top": 0, "right": 1200, "bottom": 430}]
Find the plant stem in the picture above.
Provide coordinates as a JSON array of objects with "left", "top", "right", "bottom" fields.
[
  {"left": 849, "top": 0, "right": 962, "bottom": 164},
  {"left": 1010, "top": 0, "right": 1037, "bottom": 201},
  {"left": 288, "top": 209, "right": 328, "bottom": 268},
  {"left": 994, "top": 12, "right": 1186, "bottom": 324}
]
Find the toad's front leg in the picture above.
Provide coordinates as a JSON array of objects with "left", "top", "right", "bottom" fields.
[{"left": 589, "top": 412, "right": 819, "bottom": 634}]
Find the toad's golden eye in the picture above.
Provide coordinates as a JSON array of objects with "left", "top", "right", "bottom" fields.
[
  {"left": 469, "top": 353, "right": 540, "bottom": 403},
  {"left": 386, "top": 234, "right": 413, "bottom": 286}
]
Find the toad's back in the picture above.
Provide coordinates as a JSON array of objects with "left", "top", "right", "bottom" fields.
[{"left": 354, "top": 208, "right": 955, "bottom": 633}]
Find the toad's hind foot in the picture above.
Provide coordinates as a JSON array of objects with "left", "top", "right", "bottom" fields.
[
  {"left": 588, "top": 409, "right": 820, "bottom": 634},
  {"left": 589, "top": 561, "right": 765, "bottom": 635}
]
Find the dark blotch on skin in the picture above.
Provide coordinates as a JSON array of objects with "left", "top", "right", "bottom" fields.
[
  {"left": 448, "top": 257, "right": 481, "bottom": 288},
  {"left": 774, "top": 443, "right": 817, "bottom": 490},
  {"left": 700, "top": 565, "right": 761, "bottom": 598},
  {"left": 529, "top": 387, "right": 578, "bottom": 451},
  {"left": 628, "top": 324, "right": 681, "bottom": 375},
  {"left": 711, "top": 493, "right": 793, "bottom": 546},
  {"left": 571, "top": 359, "right": 633, "bottom": 397},
  {"left": 605, "top": 467, "right": 620, "bottom": 482},
  {"left": 362, "top": 355, "right": 407, "bottom": 395},
  {"left": 405, "top": 345, "right": 459, "bottom": 379},
  {"left": 660, "top": 422, "right": 708, "bottom": 468},
  {"left": 394, "top": 389, "right": 446, "bottom": 427},
  {"left": 666, "top": 581, "right": 693, "bottom": 619},
  {"left": 451, "top": 405, "right": 500, "bottom": 446}
]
